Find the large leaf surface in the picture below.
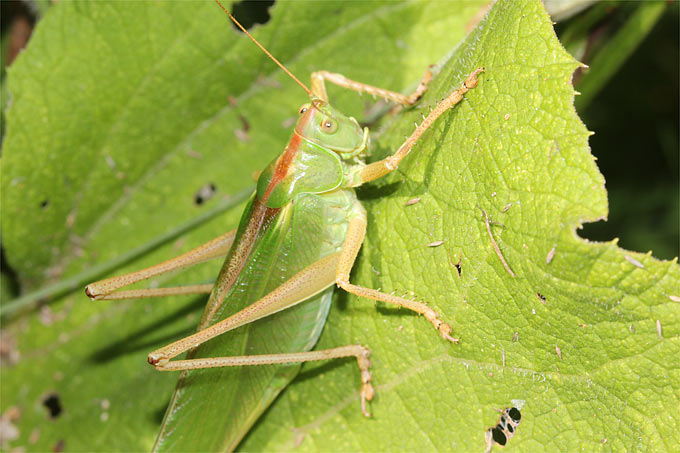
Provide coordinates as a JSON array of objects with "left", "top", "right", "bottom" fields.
[
  {"left": 242, "top": 0, "right": 680, "bottom": 451},
  {"left": 0, "top": 1, "right": 491, "bottom": 451},
  {"left": 2, "top": 0, "right": 678, "bottom": 451}
]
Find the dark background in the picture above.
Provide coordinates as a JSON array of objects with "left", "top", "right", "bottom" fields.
[{"left": 571, "top": 3, "right": 679, "bottom": 260}]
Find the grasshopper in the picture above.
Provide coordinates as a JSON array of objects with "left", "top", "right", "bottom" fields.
[{"left": 86, "top": 0, "right": 483, "bottom": 447}]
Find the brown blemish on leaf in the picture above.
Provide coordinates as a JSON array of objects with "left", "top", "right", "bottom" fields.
[
  {"left": 0, "top": 406, "right": 21, "bottom": 448},
  {"left": 186, "top": 149, "right": 203, "bottom": 159},
  {"left": 29, "top": 428, "right": 40, "bottom": 445},
  {"left": 52, "top": 439, "right": 65, "bottom": 453},
  {"left": 0, "top": 332, "right": 20, "bottom": 366}
]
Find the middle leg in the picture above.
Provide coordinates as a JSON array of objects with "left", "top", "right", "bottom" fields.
[{"left": 336, "top": 209, "right": 459, "bottom": 343}]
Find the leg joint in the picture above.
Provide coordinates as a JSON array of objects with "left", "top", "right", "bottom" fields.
[{"left": 336, "top": 277, "right": 350, "bottom": 289}]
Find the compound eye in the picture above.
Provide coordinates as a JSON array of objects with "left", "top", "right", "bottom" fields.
[
  {"left": 299, "top": 103, "right": 310, "bottom": 115},
  {"left": 320, "top": 118, "right": 337, "bottom": 134}
]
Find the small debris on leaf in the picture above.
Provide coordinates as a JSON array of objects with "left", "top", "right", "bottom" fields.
[
  {"left": 546, "top": 246, "right": 556, "bottom": 264},
  {"left": 624, "top": 255, "right": 645, "bottom": 269},
  {"left": 194, "top": 183, "right": 217, "bottom": 205},
  {"left": 479, "top": 207, "right": 516, "bottom": 277}
]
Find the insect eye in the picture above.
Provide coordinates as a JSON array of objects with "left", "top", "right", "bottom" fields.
[
  {"left": 299, "top": 103, "right": 310, "bottom": 115},
  {"left": 320, "top": 119, "right": 337, "bottom": 133}
]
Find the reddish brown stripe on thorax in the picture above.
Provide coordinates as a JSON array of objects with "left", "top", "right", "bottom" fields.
[{"left": 261, "top": 132, "right": 303, "bottom": 204}]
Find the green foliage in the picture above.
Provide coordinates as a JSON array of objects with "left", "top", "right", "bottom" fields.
[
  {"left": 571, "top": 2, "right": 678, "bottom": 260},
  {"left": 1, "top": 0, "right": 678, "bottom": 452}
]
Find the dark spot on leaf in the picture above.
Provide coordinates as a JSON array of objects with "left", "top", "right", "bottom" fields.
[
  {"left": 498, "top": 414, "right": 507, "bottom": 429},
  {"left": 235, "top": 115, "right": 251, "bottom": 141},
  {"left": 194, "top": 183, "right": 217, "bottom": 205},
  {"left": 230, "top": 0, "right": 275, "bottom": 31},
  {"left": 42, "top": 393, "right": 62, "bottom": 419},
  {"left": 239, "top": 115, "right": 250, "bottom": 132},
  {"left": 40, "top": 200, "right": 49, "bottom": 209},
  {"left": 0, "top": 246, "right": 20, "bottom": 301},
  {"left": 491, "top": 427, "right": 507, "bottom": 445},
  {"left": 508, "top": 407, "right": 521, "bottom": 422},
  {"left": 52, "top": 439, "right": 65, "bottom": 453}
]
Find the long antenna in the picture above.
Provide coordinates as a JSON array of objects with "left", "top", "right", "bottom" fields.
[{"left": 214, "top": 0, "right": 312, "bottom": 96}]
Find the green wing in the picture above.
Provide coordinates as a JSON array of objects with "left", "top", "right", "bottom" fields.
[{"left": 154, "top": 192, "right": 350, "bottom": 451}]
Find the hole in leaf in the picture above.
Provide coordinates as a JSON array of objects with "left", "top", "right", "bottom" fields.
[
  {"left": 230, "top": 0, "right": 275, "bottom": 31},
  {"left": 42, "top": 393, "right": 62, "bottom": 419},
  {"left": 40, "top": 200, "right": 49, "bottom": 209}
]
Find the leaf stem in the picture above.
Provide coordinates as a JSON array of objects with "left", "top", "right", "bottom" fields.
[{"left": 0, "top": 188, "right": 252, "bottom": 319}]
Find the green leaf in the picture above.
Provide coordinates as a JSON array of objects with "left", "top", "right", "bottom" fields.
[
  {"left": 241, "top": 0, "right": 680, "bottom": 450},
  {"left": 0, "top": 1, "right": 489, "bottom": 451},
  {"left": 1, "top": 0, "right": 677, "bottom": 451}
]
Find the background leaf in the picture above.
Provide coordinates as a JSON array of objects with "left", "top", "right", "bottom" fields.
[
  {"left": 1, "top": 0, "right": 678, "bottom": 452},
  {"left": 0, "top": 0, "right": 488, "bottom": 450},
  {"left": 563, "top": 1, "right": 678, "bottom": 260}
]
